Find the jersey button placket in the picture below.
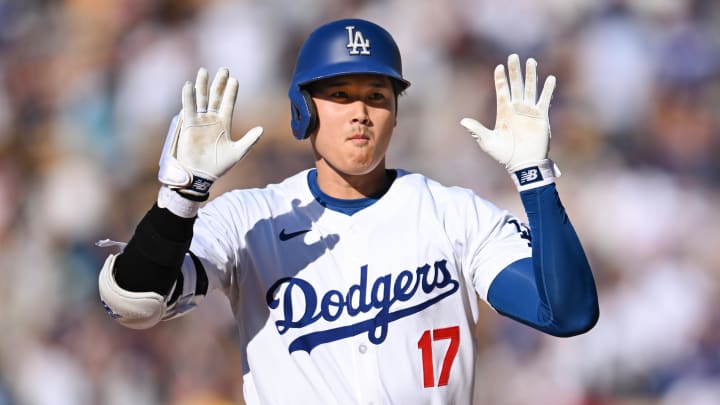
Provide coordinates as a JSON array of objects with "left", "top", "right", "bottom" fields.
[
  {"left": 355, "top": 338, "right": 381, "bottom": 405},
  {"left": 345, "top": 221, "right": 380, "bottom": 403}
]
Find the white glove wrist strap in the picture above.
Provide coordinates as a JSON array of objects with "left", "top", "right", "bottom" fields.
[
  {"left": 508, "top": 159, "right": 561, "bottom": 192},
  {"left": 157, "top": 185, "right": 201, "bottom": 218}
]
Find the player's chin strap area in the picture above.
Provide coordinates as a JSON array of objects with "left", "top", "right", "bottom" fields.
[{"left": 507, "top": 159, "right": 561, "bottom": 192}]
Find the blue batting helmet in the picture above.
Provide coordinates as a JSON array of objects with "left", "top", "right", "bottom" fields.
[{"left": 288, "top": 18, "right": 411, "bottom": 140}]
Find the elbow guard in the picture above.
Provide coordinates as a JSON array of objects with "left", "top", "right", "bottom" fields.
[{"left": 98, "top": 253, "right": 169, "bottom": 329}]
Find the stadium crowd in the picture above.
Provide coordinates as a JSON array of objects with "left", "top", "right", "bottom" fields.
[{"left": 0, "top": 0, "right": 719, "bottom": 404}]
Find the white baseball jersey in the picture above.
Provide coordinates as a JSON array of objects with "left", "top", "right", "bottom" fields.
[{"left": 187, "top": 168, "right": 532, "bottom": 405}]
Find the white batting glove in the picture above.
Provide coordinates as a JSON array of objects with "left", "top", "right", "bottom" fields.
[
  {"left": 461, "top": 54, "right": 560, "bottom": 191},
  {"left": 158, "top": 67, "right": 263, "bottom": 212}
]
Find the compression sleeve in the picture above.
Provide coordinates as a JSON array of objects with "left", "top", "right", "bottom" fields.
[
  {"left": 486, "top": 184, "right": 599, "bottom": 336},
  {"left": 114, "top": 204, "right": 195, "bottom": 295}
]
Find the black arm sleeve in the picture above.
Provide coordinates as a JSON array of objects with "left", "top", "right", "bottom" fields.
[{"left": 114, "top": 204, "right": 196, "bottom": 295}]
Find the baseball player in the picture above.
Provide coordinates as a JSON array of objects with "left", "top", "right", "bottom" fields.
[{"left": 98, "top": 18, "right": 599, "bottom": 404}]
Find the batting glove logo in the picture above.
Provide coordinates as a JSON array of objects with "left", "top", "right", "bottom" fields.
[
  {"left": 515, "top": 167, "right": 543, "bottom": 186},
  {"left": 190, "top": 176, "right": 213, "bottom": 193}
]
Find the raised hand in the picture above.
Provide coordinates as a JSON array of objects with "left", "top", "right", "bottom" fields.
[
  {"left": 460, "top": 54, "right": 555, "bottom": 172},
  {"left": 158, "top": 67, "right": 264, "bottom": 199}
]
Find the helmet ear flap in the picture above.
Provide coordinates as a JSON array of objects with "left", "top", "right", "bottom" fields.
[
  {"left": 290, "top": 88, "right": 318, "bottom": 140},
  {"left": 301, "top": 90, "right": 317, "bottom": 140}
]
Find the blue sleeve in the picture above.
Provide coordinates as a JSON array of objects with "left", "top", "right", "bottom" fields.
[{"left": 486, "top": 183, "right": 599, "bottom": 337}]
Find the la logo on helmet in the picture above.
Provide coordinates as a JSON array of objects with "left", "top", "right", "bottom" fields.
[{"left": 345, "top": 26, "right": 371, "bottom": 55}]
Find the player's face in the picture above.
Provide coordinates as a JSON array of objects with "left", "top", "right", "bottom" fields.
[{"left": 309, "top": 74, "right": 396, "bottom": 179}]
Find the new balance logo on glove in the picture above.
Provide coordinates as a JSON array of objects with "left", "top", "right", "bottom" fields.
[
  {"left": 190, "top": 176, "right": 213, "bottom": 193},
  {"left": 515, "top": 167, "right": 543, "bottom": 186}
]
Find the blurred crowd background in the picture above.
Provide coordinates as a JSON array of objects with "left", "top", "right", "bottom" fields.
[{"left": 1, "top": 0, "right": 719, "bottom": 404}]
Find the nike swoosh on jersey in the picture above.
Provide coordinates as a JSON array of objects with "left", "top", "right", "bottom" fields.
[{"left": 279, "top": 228, "right": 311, "bottom": 241}]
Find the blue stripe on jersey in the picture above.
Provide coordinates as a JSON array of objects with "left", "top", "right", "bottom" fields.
[
  {"left": 307, "top": 169, "right": 396, "bottom": 215},
  {"left": 487, "top": 184, "right": 599, "bottom": 337}
]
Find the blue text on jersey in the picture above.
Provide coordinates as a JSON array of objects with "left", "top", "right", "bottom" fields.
[{"left": 265, "top": 259, "right": 460, "bottom": 353}]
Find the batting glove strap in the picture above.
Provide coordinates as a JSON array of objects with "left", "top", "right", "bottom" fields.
[
  {"left": 158, "top": 185, "right": 202, "bottom": 218},
  {"left": 508, "top": 159, "right": 561, "bottom": 192},
  {"left": 174, "top": 175, "right": 213, "bottom": 201}
]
